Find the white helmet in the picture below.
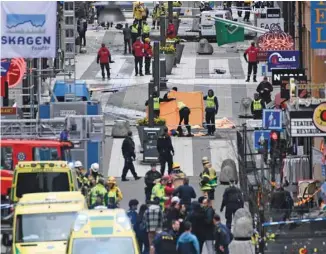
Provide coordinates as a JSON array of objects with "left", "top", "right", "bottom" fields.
[
  {"left": 74, "top": 161, "right": 83, "bottom": 168},
  {"left": 68, "top": 162, "right": 74, "bottom": 170},
  {"left": 91, "top": 163, "right": 100, "bottom": 173}
]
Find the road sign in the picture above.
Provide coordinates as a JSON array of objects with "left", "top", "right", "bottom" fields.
[
  {"left": 253, "top": 130, "right": 271, "bottom": 152},
  {"left": 263, "top": 109, "right": 282, "bottom": 130},
  {"left": 1, "top": 61, "right": 11, "bottom": 77}
]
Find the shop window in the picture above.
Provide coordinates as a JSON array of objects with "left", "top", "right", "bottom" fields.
[{"left": 33, "top": 147, "right": 59, "bottom": 161}]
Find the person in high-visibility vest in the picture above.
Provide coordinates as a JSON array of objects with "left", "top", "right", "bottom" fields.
[
  {"left": 89, "top": 178, "right": 107, "bottom": 208},
  {"left": 142, "top": 21, "right": 151, "bottom": 41},
  {"left": 203, "top": 89, "right": 219, "bottom": 136},
  {"left": 201, "top": 158, "right": 217, "bottom": 200},
  {"left": 251, "top": 93, "right": 265, "bottom": 119},
  {"left": 130, "top": 21, "right": 139, "bottom": 45},
  {"left": 105, "top": 176, "right": 123, "bottom": 208},
  {"left": 199, "top": 170, "right": 213, "bottom": 199},
  {"left": 152, "top": 2, "right": 161, "bottom": 29},
  {"left": 177, "top": 101, "right": 193, "bottom": 137},
  {"left": 145, "top": 91, "right": 175, "bottom": 118},
  {"left": 151, "top": 177, "right": 168, "bottom": 210},
  {"left": 133, "top": 1, "right": 144, "bottom": 30}
]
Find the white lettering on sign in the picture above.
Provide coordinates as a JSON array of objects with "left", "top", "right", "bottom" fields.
[
  {"left": 290, "top": 118, "right": 326, "bottom": 137},
  {"left": 257, "top": 18, "right": 284, "bottom": 31},
  {"left": 59, "top": 110, "right": 76, "bottom": 116},
  {"left": 273, "top": 72, "right": 304, "bottom": 81},
  {"left": 269, "top": 52, "right": 296, "bottom": 62}
]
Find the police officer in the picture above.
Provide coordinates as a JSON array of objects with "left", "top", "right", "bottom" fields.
[
  {"left": 152, "top": 227, "right": 178, "bottom": 254},
  {"left": 256, "top": 76, "right": 273, "bottom": 104},
  {"left": 177, "top": 101, "right": 193, "bottom": 137},
  {"left": 213, "top": 214, "right": 232, "bottom": 254},
  {"left": 251, "top": 93, "right": 265, "bottom": 119},
  {"left": 152, "top": 2, "right": 160, "bottom": 29},
  {"left": 130, "top": 21, "right": 139, "bottom": 44},
  {"left": 157, "top": 127, "right": 175, "bottom": 175},
  {"left": 244, "top": 42, "right": 259, "bottom": 82},
  {"left": 142, "top": 21, "right": 151, "bottom": 41},
  {"left": 203, "top": 89, "right": 219, "bottom": 136},
  {"left": 220, "top": 181, "right": 244, "bottom": 229},
  {"left": 143, "top": 38, "right": 152, "bottom": 75},
  {"left": 89, "top": 178, "right": 107, "bottom": 208},
  {"left": 145, "top": 91, "right": 175, "bottom": 118},
  {"left": 144, "top": 164, "right": 162, "bottom": 202},
  {"left": 163, "top": 86, "right": 178, "bottom": 100},
  {"left": 121, "top": 131, "right": 141, "bottom": 181}
]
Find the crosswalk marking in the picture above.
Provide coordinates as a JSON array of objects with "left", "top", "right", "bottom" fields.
[
  {"left": 171, "top": 137, "right": 194, "bottom": 176},
  {"left": 210, "top": 139, "right": 238, "bottom": 173}
]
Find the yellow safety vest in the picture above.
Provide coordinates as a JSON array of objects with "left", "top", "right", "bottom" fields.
[
  {"left": 134, "top": 7, "right": 143, "bottom": 20},
  {"left": 253, "top": 99, "right": 262, "bottom": 111},
  {"left": 153, "top": 97, "right": 160, "bottom": 110},
  {"left": 142, "top": 24, "right": 150, "bottom": 34},
  {"left": 108, "top": 189, "right": 117, "bottom": 202},
  {"left": 200, "top": 173, "right": 213, "bottom": 191},
  {"left": 131, "top": 25, "right": 138, "bottom": 34},
  {"left": 206, "top": 95, "right": 215, "bottom": 108},
  {"left": 177, "top": 101, "right": 186, "bottom": 110},
  {"left": 160, "top": 7, "right": 166, "bottom": 16}
]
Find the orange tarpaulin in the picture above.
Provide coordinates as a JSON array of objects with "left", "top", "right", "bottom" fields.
[{"left": 146, "top": 91, "right": 205, "bottom": 130}]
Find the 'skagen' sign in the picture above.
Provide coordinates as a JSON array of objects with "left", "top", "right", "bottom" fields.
[{"left": 290, "top": 118, "right": 326, "bottom": 137}]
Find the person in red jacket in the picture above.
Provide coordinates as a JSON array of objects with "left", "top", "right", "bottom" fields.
[
  {"left": 167, "top": 20, "right": 176, "bottom": 39},
  {"left": 243, "top": 42, "right": 259, "bottom": 82},
  {"left": 97, "top": 43, "right": 113, "bottom": 80},
  {"left": 144, "top": 38, "right": 153, "bottom": 75},
  {"left": 164, "top": 175, "right": 175, "bottom": 209},
  {"left": 132, "top": 37, "right": 144, "bottom": 76}
]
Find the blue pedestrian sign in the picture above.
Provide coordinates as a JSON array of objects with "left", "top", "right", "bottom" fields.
[
  {"left": 263, "top": 109, "right": 282, "bottom": 130},
  {"left": 253, "top": 130, "right": 271, "bottom": 152}
]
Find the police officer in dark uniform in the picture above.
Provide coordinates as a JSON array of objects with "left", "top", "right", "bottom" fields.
[
  {"left": 251, "top": 93, "right": 265, "bottom": 119},
  {"left": 144, "top": 164, "right": 162, "bottom": 201},
  {"left": 163, "top": 87, "right": 178, "bottom": 100},
  {"left": 203, "top": 89, "right": 219, "bottom": 136},
  {"left": 213, "top": 214, "right": 232, "bottom": 254},
  {"left": 157, "top": 127, "right": 175, "bottom": 175},
  {"left": 152, "top": 228, "right": 178, "bottom": 254},
  {"left": 256, "top": 76, "right": 273, "bottom": 104},
  {"left": 220, "top": 181, "right": 244, "bottom": 229}
]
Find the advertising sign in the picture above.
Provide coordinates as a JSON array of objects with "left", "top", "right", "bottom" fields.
[
  {"left": 271, "top": 69, "right": 305, "bottom": 86},
  {"left": 291, "top": 118, "right": 326, "bottom": 137},
  {"left": 267, "top": 51, "right": 300, "bottom": 71},
  {"left": 1, "top": 1, "right": 57, "bottom": 58},
  {"left": 266, "top": 8, "right": 281, "bottom": 18},
  {"left": 257, "top": 18, "right": 284, "bottom": 31},
  {"left": 0, "top": 107, "right": 17, "bottom": 119},
  {"left": 311, "top": 1, "right": 326, "bottom": 49},
  {"left": 280, "top": 75, "right": 308, "bottom": 99},
  {"left": 263, "top": 109, "right": 282, "bottom": 130}
]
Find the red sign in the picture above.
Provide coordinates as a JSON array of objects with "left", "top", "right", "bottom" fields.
[
  {"left": 1, "top": 58, "right": 26, "bottom": 88},
  {"left": 0, "top": 78, "right": 5, "bottom": 97},
  {"left": 1, "top": 107, "right": 17, "bottom": 115}
]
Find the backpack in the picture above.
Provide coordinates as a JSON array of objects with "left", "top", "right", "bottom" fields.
[
  {"left": 219, "top": 224, "right": 233, "bottom": 245},
  {"left": 229, "top": 187, "right": 243, "bottom": 205}
]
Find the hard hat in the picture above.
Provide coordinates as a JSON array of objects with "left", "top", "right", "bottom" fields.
[
  {"left": 74, "top": 161, "right": 83, "bottom": 168},
  {"left": 107, "top": 176, "right": 116, "bottom": 184},
  {"left": 171, "top": 196, "right": 180, "bottom": 203},
  {"left": 91, "top": 163, "right": 99, "bottom": 173},
  {"left": 144, "top": 38, "right": 151, "bottom": 43},
  {"left": 172, "top": 163, "right": 180, "bottom": 169},
  {"left": 202, "top": 156, "right": 209, "bottom": 164}
]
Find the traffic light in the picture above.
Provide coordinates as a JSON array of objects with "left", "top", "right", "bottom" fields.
[{"left": 270, "top": 131, "right": 280, "bottom": 159}]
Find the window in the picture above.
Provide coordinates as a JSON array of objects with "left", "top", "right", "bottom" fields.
[
  {"left": 33, "top": 147, "right": 60, "bottom": 161},
  {"left": 61, "top": 147, "right": 72, "bottom": 161},
  {"left": 16, "top": 212, "right": 77, "bottom": 242},
  {"left": 72, "top": 237, "right": 135, "bottom": 254},
  {"left": 1, "top": 147, "right": 13, "bottom": 170},
  {"left": 16, "top": 172, "right": 70, "bottom": 198}
]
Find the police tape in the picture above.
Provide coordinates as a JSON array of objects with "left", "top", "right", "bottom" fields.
[
  {"left": 262, "top": 217, "right": 326, "bottom": 227},
  {"left": 295, "top": 188, "right": 321, "bottom": 206}
]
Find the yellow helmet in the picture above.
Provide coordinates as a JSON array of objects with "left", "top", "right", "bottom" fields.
[
  {"left": 107, "top": 176, "right": 116, "bottom": 184},
  {"left": 172, "top": 163, "right": 180, "bottom": 169},
  {"left": 145, "top": 38, "right": 151, "bottom": 43}
]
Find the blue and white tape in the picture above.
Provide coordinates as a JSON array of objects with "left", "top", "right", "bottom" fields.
[{"left": 262, "top": 217, "right": 326, "bottom": 227}]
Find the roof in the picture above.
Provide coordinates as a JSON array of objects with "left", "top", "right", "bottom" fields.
[
  {"left": 15, "top": 191, "right": 86, "bottom": 214},
  {"left": 15, "top": 161, "right": 71, "bottom": 171},
  {"left": 71, "top": 209, "right": 134, "bottom": 238},
  {"left": 16, "top": 160, "right": 68, "bottom": 166},
  {"left": 1, "top": 139, "right": 72, "bottom": 146}
]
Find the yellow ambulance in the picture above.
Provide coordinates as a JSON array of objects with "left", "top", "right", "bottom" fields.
[
  {"left": 10, "top": 161, "right": 79, "bottom": 203},
  {"left": 66, "top": 208, "right": 139, "bottom": 254},
  {"left": 7, "top": 192, "right": 87, "bottom": 254}
]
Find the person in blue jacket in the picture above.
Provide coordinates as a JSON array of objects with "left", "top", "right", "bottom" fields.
[
  {"left": 127, "top": 199, "right": 139, "bottom": 232},
  {"left": 176, "top": 221, "right": 200, "bottom": 254}
]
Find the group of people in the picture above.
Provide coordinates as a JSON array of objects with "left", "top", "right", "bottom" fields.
[
  {"left": 72, "top": 161, "right": 124, "bottom": 209},
  {"left": 125, "top": 157, "right": 244, "bottom": 254}
]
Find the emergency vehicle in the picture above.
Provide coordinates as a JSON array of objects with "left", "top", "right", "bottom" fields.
[
  {"left": 67, "top": 208, "right": 139, "bottom": 254},
  {"left": 10, "top": 161, "right": 79, "bottom": 203},
  {"left": 2, "top": 192, "right": 87, "bottom": 254},
  {"left": 0, "top": 139, "right": 73, "bottom": 199}
]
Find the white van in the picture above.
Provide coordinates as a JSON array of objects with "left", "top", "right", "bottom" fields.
[{"left": 199, "top": 10, "right": 232, "bottom": 38}]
